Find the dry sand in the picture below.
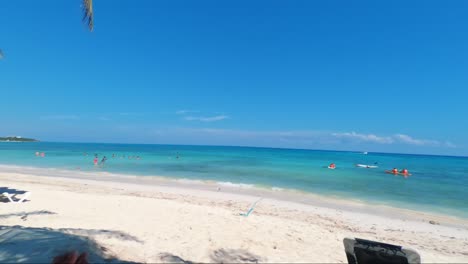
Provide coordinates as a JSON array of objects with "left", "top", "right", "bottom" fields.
[{"left": 1, "top": 170, "right": 468, "bottom": 263}]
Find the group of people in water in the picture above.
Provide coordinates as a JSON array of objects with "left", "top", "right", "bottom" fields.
[
  {"left": 389, "top": 168, "right": 411, "bottom": 176},
  {"left": 327, "top": 163, "right": 411, "bottom": 177},
  {"left": 34, "top": 152, "right": 46, "bottom": 157},
  {"left": 93, "top": 155, "right": 108, "bottom": 166},
  {"left": 90, "top": 153, "right": 142, "bottom": 166}
]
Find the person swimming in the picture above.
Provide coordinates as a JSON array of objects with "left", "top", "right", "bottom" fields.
[{"left": 400, "top": 168, "right": 409, "bottom": 175}]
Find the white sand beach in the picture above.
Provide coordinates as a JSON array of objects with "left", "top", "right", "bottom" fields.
[{"left": 1, "top": 170, "right": 468, "bottom": 263}]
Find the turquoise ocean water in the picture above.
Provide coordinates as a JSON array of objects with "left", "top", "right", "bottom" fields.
[{"left": 1, "top": 142, "right": 467, "bottom": 218}]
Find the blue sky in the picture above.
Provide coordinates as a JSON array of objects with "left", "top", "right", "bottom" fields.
[{"left": 1, "top": 0, "right": 467, "bottom": 155}]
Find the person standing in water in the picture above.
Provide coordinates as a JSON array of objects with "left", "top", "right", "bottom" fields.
[
  {"left": 101, "top": 156, "right": 108, "bottom": 165},
  {"left": 93, "top": 157, "right": 98, "bottom": 166}
]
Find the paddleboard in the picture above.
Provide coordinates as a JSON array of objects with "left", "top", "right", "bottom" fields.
[{"left": 356, "top": 164, "right": 378, "bottom": 168}]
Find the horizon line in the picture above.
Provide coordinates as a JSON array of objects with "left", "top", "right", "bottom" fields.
[{"left": 8, "top": 140, "right": 468, "bottom": 158}]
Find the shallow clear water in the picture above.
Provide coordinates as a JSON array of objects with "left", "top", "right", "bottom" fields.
[{"left": 1, "top": 142, "right": 467, "bottom": 218}]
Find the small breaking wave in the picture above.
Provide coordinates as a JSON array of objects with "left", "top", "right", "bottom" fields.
[{"left": 216, "top": 181, "right": 255, "bottom": 189}]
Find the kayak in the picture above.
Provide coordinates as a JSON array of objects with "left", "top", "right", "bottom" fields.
[
  {"left": 327, "top": 166, "right": 336, "bottom": 170},
  {"left": 356, "top": 164, "right": 378, "bottom": 169}
]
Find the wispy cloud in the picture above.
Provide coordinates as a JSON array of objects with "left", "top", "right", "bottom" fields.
[
  {"left": 332, "top": 131, "right": 456, "bottom": 148},
  {"left": 178, "top": 128, "right": 455, "bottom": 148},
  {"left": 176, "top": 110, "right": 198, "bottom": 115},
  {"left": 332, "top": 131, "right": 394, "bottom": 144},
  {"left": 89, "top": 126, "right": 457, "bottom": 154},
  {"left": 40, "top": 115, "right": 80, "bottom": 120},
  {"left": 393, "top": 134, "right": 438, "bottom": 146},
  {"left": 184, "top": 115, "right": 229, "bottom": 122},
  {"left": 444, "top": 141, "right": 457, "bottom": 148},
  {"left": 98, "top": 116, "right": 111, "bottom": 121}
]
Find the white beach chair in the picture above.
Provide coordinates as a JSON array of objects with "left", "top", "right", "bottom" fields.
[
  {"left": 1, "top": 192, "right": 31, "bottom": 203},
  {"left": 239, "top": 198, "right": 263, "bottom": 217}
]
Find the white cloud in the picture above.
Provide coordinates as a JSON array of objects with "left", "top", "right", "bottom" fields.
[
  {"left": 332, "top": 131, "right": 394, "bottom": 144},
  {"left": 393, "top": 134, "right": 440, "bottom": 146},
  {"left": 98, "top": 116, "right": 111, "bottom": 121},
  {"left": 184, "top": 115, "right": 229, "bottom": 122},
  {"left": 40, "top": 115, "right": 80, "bottom": 120},
  {"left": 179, "top": 128, "right": 455, "bottom": 148},
  {"left": 444, "top": 141, "right": 457, "bottom": 148},
  {"left": 332, "top": 131, "right": 456, "bottom": 148},
  {"left": 95, "top": 126, "right": 458, "bottom": 153},
  {"left": 176, "top": 110, "right": 198, "bottom": 115}
]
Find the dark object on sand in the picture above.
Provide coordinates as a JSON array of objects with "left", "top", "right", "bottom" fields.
[
  {"left": 52, "top": 251, "right": 89, "bottom": 264},
  {"left": 343, "top": 237, "right": 420, "bottom": 264}
]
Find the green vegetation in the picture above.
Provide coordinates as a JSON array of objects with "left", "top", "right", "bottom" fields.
[
  {"left": 0, "top": 136, "right": 38, "bottom": 142},
  {"left": 82, "top": 0, "right": 94, "bottom": 31}
]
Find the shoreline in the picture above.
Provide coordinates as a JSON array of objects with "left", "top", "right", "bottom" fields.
[
  {"left": 1, "top": 169, "right": 468, "bottom": 262},
  {"left": 1, "top": 164, "right": 467, "bottom": 225}
]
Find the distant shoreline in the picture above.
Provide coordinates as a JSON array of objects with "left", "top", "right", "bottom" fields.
[
  {"left": 0, "top": 141, "right": 39, "bottom": 143},
  {"left": 0, "top": 136, "right": 38, "bottom": 142}
]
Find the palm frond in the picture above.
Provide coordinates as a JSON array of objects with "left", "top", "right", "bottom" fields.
[{"left": 82, "top": 0, "right": 94, "bottom": 31}]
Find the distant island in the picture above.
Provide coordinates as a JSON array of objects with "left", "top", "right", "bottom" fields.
[{"left": 0, "top": 136, "right": 39, "bottom": 142}]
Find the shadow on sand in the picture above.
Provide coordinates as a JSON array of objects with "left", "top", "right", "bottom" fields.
[
  {"left": 0, "top": 225, "right": 138, "bottom": 263},
  {"left": 210, "top": 248, "right": 261, "bottom": 263},
  {"left": 0, "top": 210, "right": 56, "bottom": 220},
  {"left": 159, "top": 248, "right": 261, "bottom": 263}
]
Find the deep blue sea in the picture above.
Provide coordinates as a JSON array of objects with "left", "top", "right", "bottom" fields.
[{"left": 1, "top": 142, "right": 467, "bottom": 218}]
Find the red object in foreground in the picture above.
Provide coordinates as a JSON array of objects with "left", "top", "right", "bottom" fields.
[{"left": 52, "top": 251, "right": 88, "bottom": 264}]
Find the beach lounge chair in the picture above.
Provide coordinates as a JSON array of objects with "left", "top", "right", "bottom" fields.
[
  {"left": 239, "top": 198, "right": 262, "bottom": 217},
  {"left": 1, "top": 192, "right": 31, "bottom": 203},
  {"left": 343, "top": 237, "right": 421, "bottom": 264}
]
